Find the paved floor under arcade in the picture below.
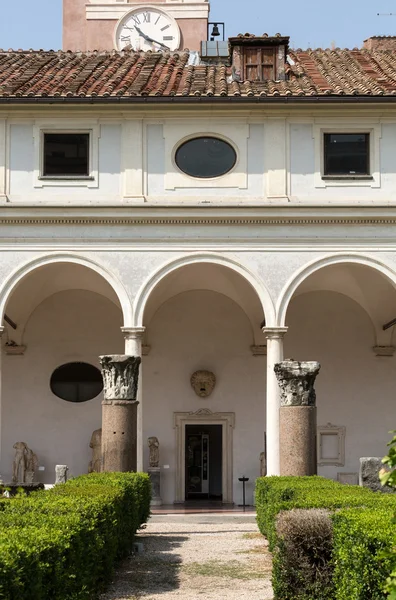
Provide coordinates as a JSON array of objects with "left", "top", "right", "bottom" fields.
[{"left": 101, "top": 508, "right": 273, "bottom": 599}]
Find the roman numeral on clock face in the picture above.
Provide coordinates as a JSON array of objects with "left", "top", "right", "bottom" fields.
[
  {"left": 120, "top": 35, "right": 130, "bottom": 41},
  {"left": 163, "top": 36, "right": 174, "bottom": 41},
  {"left": 131, "top": 15, "right": 141, "bottom": 25},
  {"left": 142, "top": 12, "right": 150, "bottom": 23},
  {"left": 161, "top": 24, "right": 170, "bottom": 31}
]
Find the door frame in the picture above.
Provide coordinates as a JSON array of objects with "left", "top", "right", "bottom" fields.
[{"left": 174, "top": 409, "right": 235, "bottom": 504}]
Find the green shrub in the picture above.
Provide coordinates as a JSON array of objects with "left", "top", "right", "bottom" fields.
[
  {"left": 273, "top": 508, "right": 334, "bottom": 600},
  {"left": 0, "top": 472, "right": 151, "bottom": 600},
  {"left": 256, "top": 476, "right": 394, "bottom": 550},
  {"left": 256, "top": 476, "right": 396, "bottom": 600},
  {"left": 332, "top": 507, "right": 395, "bottom": 600}
]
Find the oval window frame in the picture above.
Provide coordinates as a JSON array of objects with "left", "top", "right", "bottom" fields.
[
  {"left": 173, "top": 135, "right": 238, "bottom": 180},
  {"left": 50, "top": 361, "right": 103, "bottom": 403}
]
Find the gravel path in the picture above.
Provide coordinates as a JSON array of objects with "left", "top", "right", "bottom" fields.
[{"left": 101, "top": 515, "right": 273, "bottom": 600}]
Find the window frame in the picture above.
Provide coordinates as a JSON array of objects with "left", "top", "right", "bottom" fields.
[
  {"left": 164, "top": 122, "right": 248, "bottom": 191},
  {"left": 33, "top": 122, "right": 100, "bottom": 188},
  {"left": 42, "top": 132, "right": 91, "bottom": 179},
  {"left": 174, "top": 136, "right": 238, "bottom": 180},
  {"left": 313, "top": 123, "right": 381, "bottom": 189},
  {"left": 317, "top": 423, "right": 346, "bottom": 467},
  {"left": 323, "top": 132, "right": 370, "bottom": 178}
]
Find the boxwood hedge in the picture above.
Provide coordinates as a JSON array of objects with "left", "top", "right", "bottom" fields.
[
  {"left": 0, "top": 472, "right": 151, "bottom": 600},
  {"left": 256, "top": 476, "right": 396, "bottom": 600}
]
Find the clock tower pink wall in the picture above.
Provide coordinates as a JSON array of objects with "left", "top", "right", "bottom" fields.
[{"left": 63, "top": 0, "right": 209, "bottom": 52}]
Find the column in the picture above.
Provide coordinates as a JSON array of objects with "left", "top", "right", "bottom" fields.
[
  {"left": 0, "top": 327, "right": 3, "bottom": 467},
  {"left": 100, "top": 354, "right": 141, "bottom": 472},
  {"left": 263, "top": 327, "right": 288, "bottom": 476},
  {"left": 121, "top": 327, "right": 145, "bottom": 472},
  {"left": 275, "top": 360, "right": 321, "bottom": 476}
]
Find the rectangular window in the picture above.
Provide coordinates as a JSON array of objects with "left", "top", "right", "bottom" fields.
[
  {"left": 324, "top": 133, "right": 370, "bottom": 177},
  {"left": 43, "top": 133, "right": 90, "bottom": 177}
]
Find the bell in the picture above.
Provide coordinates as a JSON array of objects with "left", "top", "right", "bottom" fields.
[{"left": 211, "top": 24, "right": 221, "bottom": 38}]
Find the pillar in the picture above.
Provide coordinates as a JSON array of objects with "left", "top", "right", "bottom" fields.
[
  {"left": 121, "top": 326, "right": 145, "bottom": 472},
  {"left": 274, "top": 360, "right": 321, "bottom": 476},
  {"left": 263, "top": 327, "right": 288, "bottom": 476},
  {"left": 0, "top": 327, "right": 3, "bottom": 467},
  {"left": 100, "top": 354, "right": 141, "bottom": 472}
]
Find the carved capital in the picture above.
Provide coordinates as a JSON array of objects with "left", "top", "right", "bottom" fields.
[
  {"left": 99, "top": 355, "right": 141, "bottom": 401},
  {"left": 275, "top": 360, "right": 321, "bottom": 407},
  {"left": 262, "top": 327, "right": 288, "bottom": 340}
]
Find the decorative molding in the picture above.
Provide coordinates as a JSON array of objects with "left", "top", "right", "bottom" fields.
[
  {"left": 250, "top": 345, "right": 267, "bottom": 356},
  {"left": 4, "top": 344, "right": 26, "bottom": 355},
  {"left": 3, "top": 216, "right": 396, "bottom": 227},
  {"left": 174, "top": 409, "right": 235, "bottom": 504},
  {"left": 317, "top": 423, "right": 346, "bottom": 467},
  {"left": 373, "top": 345, "right": 395, "bottom": 357},
  {"left": 262, "top": 327, "right": 288, "bottom": 340}
]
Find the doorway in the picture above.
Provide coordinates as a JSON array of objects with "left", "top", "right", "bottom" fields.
[{"left": 185, "top": 424, "right": 222, "bottom": 500}]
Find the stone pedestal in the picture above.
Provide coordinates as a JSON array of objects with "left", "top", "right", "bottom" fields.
[
  {"left": 275, "top": 360, "right": 321, "bottom": 477},
  {"left": 55, "top": 465, "right": 68, "bottom": 484},
  {"left": 100, "top": 355, "right": 141, "bottom": 473},
  {"left": 148, "top": 467, "right": 162, "bottom": 506}
]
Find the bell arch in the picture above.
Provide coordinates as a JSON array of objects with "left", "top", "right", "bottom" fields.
[
  {"left": 0, "top": 253, "right": 133, "bottom": 331},
  {"left": 133, "top": 252, "right": 275, "bottom": 330},
  {"left": 276, "top": 253, "right": 396, "bottom": 337}
]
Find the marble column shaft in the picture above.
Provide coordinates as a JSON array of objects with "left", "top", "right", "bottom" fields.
[
  {"left": 263, "top": 327, "right": 288, "bottom": 476},
  {"left": 100, "top": 354, "right": 141, "bottom": 473},
  {"left": 121, "top": 327, "right": 145, "bottom": 472},
  {"left": 275, "top": 360, "right": 320, "bottom": 476}
]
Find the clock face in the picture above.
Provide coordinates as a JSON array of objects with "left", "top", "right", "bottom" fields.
[{"left": 115, "top": 7, "right": 181, "bottom": 52}]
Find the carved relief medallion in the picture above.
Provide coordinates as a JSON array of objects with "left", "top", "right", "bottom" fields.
[{"left": 190, "top": 370, "right": 216, "bottom": 398}]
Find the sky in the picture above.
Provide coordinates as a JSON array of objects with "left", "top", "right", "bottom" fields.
[{"left": 0, "top": 0, "right": 396, "bottom": 51}]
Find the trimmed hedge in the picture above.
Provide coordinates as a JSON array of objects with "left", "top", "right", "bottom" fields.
[
  {"left": 256, "top": 476, "right": 396, "bottom": 600},
  {"left": 333, "top": 507, "right": 395, "bottom": 600},
  {"left": 0, "top": 472, "right": 151, "bottom": 600},
  {"left": 256, "top": 476, "right": 394, "bottom": 550}
]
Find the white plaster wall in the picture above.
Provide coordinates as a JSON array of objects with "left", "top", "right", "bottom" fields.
[
  {"left": 1, "top": 289, "right": 124, "bottom": 483},
  {"left": 142, "top": 289, "right": 266, "bottom": 504},
  {"left": 285, "top": 290, "right": 394, "bottom": 480},
  {"left": 290, "top": 123, "right": 396, "bottom": 201},
  {"left": 9, "top": 124, "right": 122, "bottom": 201},
  {"left": 146, "top": 123, "right": 265, "bottom": 197}
]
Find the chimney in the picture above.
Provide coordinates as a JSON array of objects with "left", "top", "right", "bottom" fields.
[
  {"left": 363, "top": 36, "right": 396, "bottom": 51},
  {"left": 229, "top": 33, "right": 289, "bottom": 82}
]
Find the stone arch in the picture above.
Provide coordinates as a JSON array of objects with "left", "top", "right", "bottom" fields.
[
  {"left": 133, "top": 252, "right": 275, "bottom": 328},
  {"left": 276, "top": 254, "right": 396, "bottom": 338},
  {"left": 0, "top": 253, "right": 132, "bottom": 328}
]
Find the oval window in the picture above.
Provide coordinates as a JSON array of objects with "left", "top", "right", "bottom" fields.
[
  {"left": 175, "top": 137, "right": 237, "bottom": 179},
  {"left": 50, "top": 362, "right": 103, "bottom": 403}
]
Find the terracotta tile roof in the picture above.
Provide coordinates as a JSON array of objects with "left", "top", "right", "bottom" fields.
[{"left": 2, "top": 46, "right": 396, "bottom": 100}]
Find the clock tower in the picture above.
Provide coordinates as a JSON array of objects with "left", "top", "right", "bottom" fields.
[{"left": 63, "top": 0, "right": 210, "bottom": 52}]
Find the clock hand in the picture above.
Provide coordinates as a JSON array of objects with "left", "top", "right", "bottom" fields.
[{"left": 134, "top": 25, "right": 170, "bottom": 50}]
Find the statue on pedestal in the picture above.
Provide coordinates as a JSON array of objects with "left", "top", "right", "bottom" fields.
[{"left": 148, "top": 436, "right": 159, "bottom": 468}]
